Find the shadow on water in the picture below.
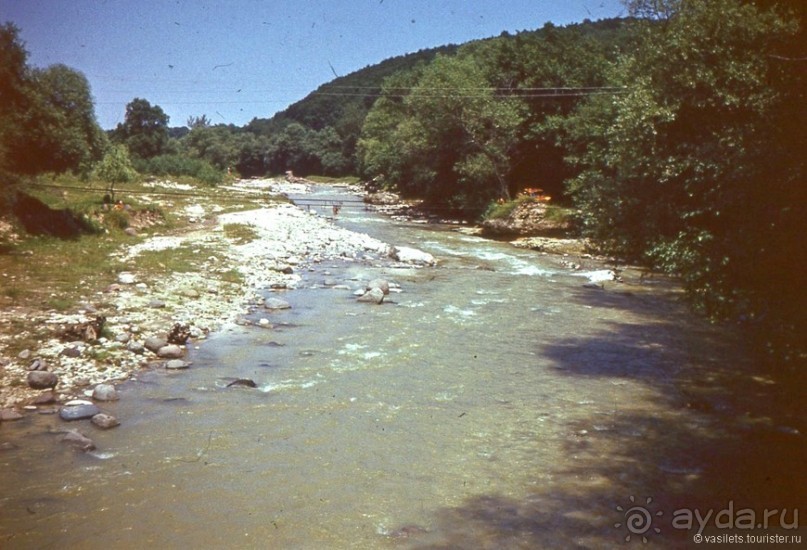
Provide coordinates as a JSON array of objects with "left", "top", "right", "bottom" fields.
[{"left": 401, "top": 285, "right": 805, "bottom": 549}]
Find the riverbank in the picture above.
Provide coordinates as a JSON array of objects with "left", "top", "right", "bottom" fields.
[
  {"left": 0, "top": 178, "right": 436, "bottom": 424},
  {"left": 363, "top": 188, "right": 595, "bottom": 258}
]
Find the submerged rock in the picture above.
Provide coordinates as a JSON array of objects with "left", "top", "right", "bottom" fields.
[
  {"left": 226, "top": 378, "right": 257, "bottom": 388},
  {"left": 61, "top": 429, "right": 95, "bottom": 451},
  {"left": 357, "top": 288, "right": 385, "bottom": 304},
  {"left": 91, "top": 413, "right": 120, "bottom": 429},
  {"left": 264, "top": 297, "right": 291, "bottom": 310},
  {"left": 367, "top": 278, "right": 390, "bottom": 295},
  {"left": 157, "top": 344, "right": 184, "bottom": 359},
  {"left": 0, "top": 409, "right": 23, "bottom": 421},
  {"left": 59, "top": 403, "right": 101, "bottom": 421},
  {"left": 390, "top": 246, "right": 436, "bottom": 266}
]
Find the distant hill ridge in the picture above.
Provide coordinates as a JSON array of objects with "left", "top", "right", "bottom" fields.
[
  {"left": 245, "top": 17, "right": 629, "bottom": 138},
  {"left": 246, "top": 43, "right": 459, "bottom": 134}
]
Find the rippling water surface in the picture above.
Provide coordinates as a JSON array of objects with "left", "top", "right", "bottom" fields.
[{"left": 1, "top": 186, "right": 803, "bottom": 549}]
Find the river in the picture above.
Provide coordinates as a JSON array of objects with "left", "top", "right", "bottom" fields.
[{"left": 1, "top": 185, "right": 803, "bottom": 548}]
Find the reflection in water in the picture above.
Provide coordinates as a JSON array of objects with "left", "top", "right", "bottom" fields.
[{"left": 0, "top": 187, "right": 803, "bottom": 549}]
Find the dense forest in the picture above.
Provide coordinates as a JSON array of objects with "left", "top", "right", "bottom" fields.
[{"left": 0, "top": 0, "right": 804, "bottom": 361}]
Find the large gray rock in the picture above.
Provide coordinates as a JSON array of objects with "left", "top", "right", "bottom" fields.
[
  {"left": 33, "top": 391, "right": 57, "bottom": 405},
  {"left": 60, "top": 346, "right": 82, "bottom": 358},
  {"left": 264, "top": 297, "right": 291, "bottom": 310},
  {"left": 367, "top": 279, "right": 390, "bottom": 295},
  {"left": 28, "top": 358, "right": 47, "bottom": 371},
  {"left": 59, "top": 403, "right": 101, "bottom": 421},
  {"left": 357, "top": 287, "right": 385, "bottom": 304},
  {"left": 390, "top": 246, "right": 436, "bottom": 266},
  {"left": 157, "top": 344, "right": 184, "bottom": 359},
  {"left": 144, "top": 336, "right": 168, "bottom": 353},
  {"left": 92, "top": 384, "right": 119, "bottom": 402},
  {"left": 27, "top": 371, "right": 58, "bottom": 389},
  {"left": 91, "top": 413, "right": 120, "bottom": 429},
  {"left": 127, "top": 340, "right": 145, "bottom": 354},
  {"left": 268, "top": 261, "right": 294, "bottom": 274},
  {"left": 118, "top": 272, "right": 136, "bottom": 285},
  {"left": 164, "top": 359, "right": 190, "bottom": 370}
]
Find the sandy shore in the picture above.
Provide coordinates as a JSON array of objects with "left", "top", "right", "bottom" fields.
[{"left": 0, "top": 178, "right": 432, "bottom": 412}]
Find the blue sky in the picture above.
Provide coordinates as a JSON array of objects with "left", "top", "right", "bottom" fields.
[{"left": 3, "top": 0, "right": 626, "bottom": 129}]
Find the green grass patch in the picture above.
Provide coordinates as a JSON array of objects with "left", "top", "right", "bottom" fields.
[
  {"left": 134, "top": 244, "right": 207, "bottom": 275},
  {"left": 46, "top": 296, "right": 74, "bottom": 312},
  {"left": 483, "top": 197, "right": 532, "bottom": 220},
  {"left": 0, "top": 172, "right": 274, "bottom": 347},
  {"left": 0, "top": 234, "right": 127, "bottom": 309},
  {"left": 543, "top": 205, "right": 576, "bottom": 224},
  {"left": 219, "top": 268, "right": 245, "bottom": 285},
  {"left": 2, "top": 286, "right": 22, "bottom": 300},
  {"left": 222, "top": 223, "right": 259, "bottom": 244}
]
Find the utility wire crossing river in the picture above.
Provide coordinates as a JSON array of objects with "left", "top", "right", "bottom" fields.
[{"left": 0, "top": 184, "right": 803, "bottom": 549}]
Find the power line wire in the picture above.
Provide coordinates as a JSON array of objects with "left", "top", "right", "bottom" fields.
[
  {"left": 93, "top": 86, "right": 628, "bottom": 106},
  {"left": 25, "top": 181, "right": 284, "bottom": 202}
]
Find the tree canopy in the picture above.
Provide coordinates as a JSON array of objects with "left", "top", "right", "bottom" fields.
[
  {"left": 0, "top": 23, "right": 104, "bottom": 178},
  {"left": 111, "top": 98, "right": 170, "bottom": 160},
  {"left": 556, "top": 0, "right": 805, "bottom": 359}
]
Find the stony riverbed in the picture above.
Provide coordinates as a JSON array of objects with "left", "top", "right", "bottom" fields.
[{"left": 0, "top": 179, "right": 436, "bottom": 429}]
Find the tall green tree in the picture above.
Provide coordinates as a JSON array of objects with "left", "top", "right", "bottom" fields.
[
  {"left": 560, "top": 0, "right": 805, "bottom": 357},
  {"left": 94, "top": 143, "right": 138, "bottom": 201},
  {"left": 0, "top": 23, "right": 29, "bottom": 178},
  {"left": 18, "top": 64, "right": 106, "bottom": 175},
  {"left": 113, "top": 98, "right": 170, "bottom": 159},
  {"left": 357, "top": 68, "right": 430, "bottom": 193},
  {"left": 359, "top": 54, "right": 526, "bottom": 212},
  {"left": 0, "top": 25, "right": 103, "bottom": 177},
  {"left": 183, "top": 125, "right": 238, "bottom": 169}
]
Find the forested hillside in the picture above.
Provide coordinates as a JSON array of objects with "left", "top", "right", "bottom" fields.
[
  {"left": 242, "top": 44, "right": 458, "bottom": 176},
  {"left": 357, "top": 17, "right": 633, "bottom": 210}
]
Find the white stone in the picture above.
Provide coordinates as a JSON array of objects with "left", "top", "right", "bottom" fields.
[{"left": 118, "top": 272, "right": 137, "bottom": 285}]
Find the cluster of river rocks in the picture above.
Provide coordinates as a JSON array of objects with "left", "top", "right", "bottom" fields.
[{"left": 0, "top": 179, "right": 436, "bottom": 449}]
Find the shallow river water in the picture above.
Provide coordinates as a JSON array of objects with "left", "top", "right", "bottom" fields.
[{"left": 1, "top": 186, "right": 804, "bottom": 549}]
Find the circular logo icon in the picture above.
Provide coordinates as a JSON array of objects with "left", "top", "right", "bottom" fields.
[{"left": 614, "top": 496, "right": 663, "bottom": 543}]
